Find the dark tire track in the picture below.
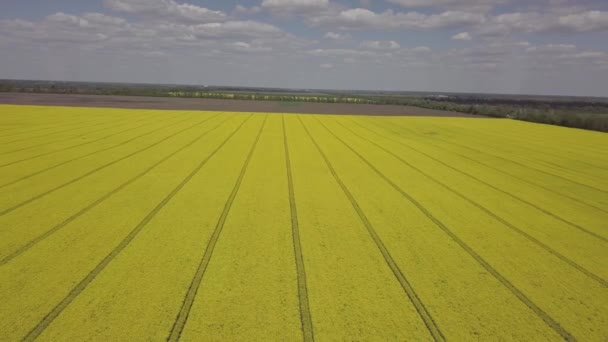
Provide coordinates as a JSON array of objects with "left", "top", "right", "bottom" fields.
[
  {"left": 167, "top": 116, "right": 267, "bottom": 342},
  {"left": 310, "top": 118, "right": 574, "bottom": 341},
  {"left": 297, "top": 116, "right": 446, "bottom": 342},
  {"left": 388, "top": 121, "right": 608, "bottom": 195},
  {"left": 0, "top": 114, "right": 218, "bottom": 217},
  {"left": 0, "top": 114, "right": 238, "bottom": 266},
  {"left": 0, "top": 115, "right": 193, "bottom": 190},
  {"left": 329, "top": 119, "right": 606, "bottom": 287},
  {"left": 0, "top": 112, "right": 162, "bottom": 156},
  {"left": 0, "top": 117, "right": 108, "bottom": 140},
  {"left": 520, "top": 154, "right": 604, "bottom": 185},
  {"left": 357, "top": 119, "right": 608, "bottom": 243},
  {"left": 0, "top": 116, "right": 165, "bottom": 167},
  {"left": 0, "top": 112, "right": 147, "bottom": 144},
  {"left": 363, "top": 119, "right": 608, "bottom": 215},
  {"left": 0, "top": 121, "right": 86, "bottom": 138},
  {"left": 22, "top": 114, "right": 254, "bottom": 342},
  {"left": 435, "top": 121, "right": 608, "bottom": 174},
  {"left": 282, "top": 115, "right": 315, "bottom": 342},
  {"left": 0, "top": 110, "right": 117, "bottom": 139}
]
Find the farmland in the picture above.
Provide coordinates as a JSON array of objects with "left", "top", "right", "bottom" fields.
[{"left": 0, "top": 104, "right": 606, "bottom": 341}]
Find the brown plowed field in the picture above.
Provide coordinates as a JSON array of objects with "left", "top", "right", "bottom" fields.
[{"left": 0, "top": 92, "right": 481, "bottom": 117}]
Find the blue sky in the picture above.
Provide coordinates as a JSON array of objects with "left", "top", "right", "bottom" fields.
[{"left": 1, "top": 0, "right": 608, "bottom": 96}]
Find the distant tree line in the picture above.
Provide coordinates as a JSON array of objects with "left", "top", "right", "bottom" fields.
[
  {"left": 378, "top": 97, "right": 608, "bottom": 132},
  {"left": 1, "top": 80, "right": 607, "bottom": 132},
  {"left": 167, "top": 91, "right": 373, "bottom": 104}
]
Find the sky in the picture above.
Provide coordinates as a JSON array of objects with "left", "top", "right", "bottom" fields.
[{"left": 1, "top": 0, "right": 608, "bottom": 96}]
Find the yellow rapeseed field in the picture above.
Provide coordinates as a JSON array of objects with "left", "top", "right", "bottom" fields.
[{"left": 0, "top": 105, "right": 606, "bottom": 341}]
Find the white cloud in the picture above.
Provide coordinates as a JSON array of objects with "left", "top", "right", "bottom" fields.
[
  {"left": 320, "top": 63, "right": 333, "bottom": 69},
  {"left": 225, "top": 41, "right": 273, "bottom": 53},
  {"left": 80, "top": 12, "right": 128, "bottom": 26},
  {"left": 104, "top": 0, "right": 227, "bottom": 23},
  {"left": 309, "top": 8, "right": 486, "bottom": 30},
  {"left": 160, "top": 20, "right": 284, "bottom": 39},
  {"left": 308, "top": 48, "right": 377, "bottom": 58},
  {"left": 526, "top": 44, "right": 577, "bottom": 53},
  {"left": 480, "top": 10, "right": 608, "bottom": 35},
  {"left": 411, "top": 46, "right": 432, "bottom": 53},
  {"left": 0, "top": 10, "right": 286, "bottom": 57},
  {"left": 387, "top": 0, "right": 504, "bottom": 11},
  {"left": 261, "top": 0, "right": 330, "bottom": 16},
  {"left": 323, "top": 31, "right": 350, "bottom": 40},
  {"left": 0, "top": 12, "right": 131, "bottom": 44},
  {"left": 522, "top": 43, "right": 608, "bottom": 70},
  {"left": 452, "top": 31, "right": 472, "bottom": 40},
  {"left": 556, "top": 10, "right": 608, "bottom": 32},
  {"left": 234, "top": 5, "right": 262, "bottom": 15},
  {"left": 360, "top": 40, "right": 401, "bottom": 50}
]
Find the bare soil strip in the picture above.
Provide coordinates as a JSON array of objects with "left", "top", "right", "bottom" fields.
[{"left": 0, "top": 93, "right": 482, "bottom": 117}]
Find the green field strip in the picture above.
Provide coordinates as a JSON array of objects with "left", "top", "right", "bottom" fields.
[
  {"left": 0, "top": 114, "right": 238, "bottom": 266},
  {"left": 284, "top": 115, "right": 435, "bottom": 341},
  {"left": 0, "top": 113, "right": 216, "bottom": 216},
  {"left": 329, "top": 119, "right": 606, "bottom": 286},
  {"left": 348, "top": 119, "right": 608, "bottom": 279},
  {"left": 423, "top": 118, "right": 608, "bottom": 175},
  {"left": 0, "top": 113, "right": 194, "bottom": 188},
  {"left": 283, "top": 115, "right": 315, "bottom": 342},
  {"left": 0, "top": 115, "right": 257, "bottom": 341},
  {"left": 363, "top": 118, "right": 608, "bottom": 231},
  {"left": 169, "top": 116, "right": 267, "bottom": 341},
  {"left": 24, "top": 116, "right": 264, "bottom": 341},
  {"left": 304, "top": 116, "right": 565, "bottom": 340},
  {"left": 0, "top": 113, "right": 167, "bottom": 166},
  {"left": 327, "top": 117, "right": 607, "bottom": 340},
  {"left": 388, "top": 119, "right": 608, "bottom": 193},
  {"left": 172, "top": 116, "right": 305, "bottom": 341},
  {"left": 0, "top": 110, "right": 164, "bottom": 156},
  {"left": 0, "top": 108, "right": 142, "bottom": 144}
]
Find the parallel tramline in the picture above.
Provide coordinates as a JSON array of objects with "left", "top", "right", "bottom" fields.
[{"left": 0, "top": 105, "right": 606, "bottom": 341}]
